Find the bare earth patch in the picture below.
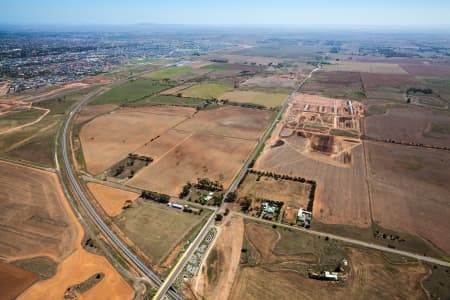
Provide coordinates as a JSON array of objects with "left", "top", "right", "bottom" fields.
[{"left": 87, "top": 182, "right": 139, "bottom": 217}]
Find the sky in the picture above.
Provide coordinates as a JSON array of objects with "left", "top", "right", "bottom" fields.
[{"left": 2, "top": 0, "right": 450, "bottom": 27}]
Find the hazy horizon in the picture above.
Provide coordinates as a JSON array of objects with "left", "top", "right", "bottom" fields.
[{"left": 3, "top": 0, "right": 450, "bottom": 27}]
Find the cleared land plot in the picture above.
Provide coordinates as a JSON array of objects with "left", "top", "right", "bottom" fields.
[
  {"left": 324, "top": 61, "right": 408, "bottom": 74},
  {"left": 87, "top": 183, "right": 139, "bottom": 217},
  {"left": 128, "top": 133, "right": 256, "bottom": 196},
  {"left": 255, "top": 138, "right": 371, "bottom": 227},
  {"left": 135, "top": 129, "right": 192, "bottom": 161},
  {"left": 237, "top": 173, "right": 310, "bottom": 208},
  {"left": 174, "top": 106, "right": 271, "bottom": 140},
  {"left": 75, "top": 104, "right": 118, "bottom": 125},
  {"left": 181, "top": 82, "right": 232, "bottom": 99},
  {"left": 89, "top": 79, "right": 172, "bottom": 106},
  {"left": 0, "top": 161, "right": 78, "bottom": 260},
  {"left": 115, "top": 199, "right": 205, "bottom": 264},
  {"left": 143, "top": 66, "right": 194, "bottom": 80},
  {"left": 366, "top": 141, "right": 450, "bottom": 254},
  {"left": 192, "top": 215, "right": 244, "bottom": 300},
  {"left": 230, "top": 221, "right": 429, "bottom": 300},
  {"left": 364, "top": 107, "right": 450, "bottom": 147},
  {"left": 302, "top": 71, "right": 365, "bottom": 100},
  {"left": 0, "top": 261, "right": 37, "bottom": 300},
  {"left": 80, "top": 107, "right": 194, "bottom": 174},
  {"left": 130, "top": 94, "right": 205, "bottom": 108},
  {"left": 220, "top": 90, "right": 288, "bottom": 108},
  {"left": 361, "top": 72, "right": 418, "bottom": 90}
]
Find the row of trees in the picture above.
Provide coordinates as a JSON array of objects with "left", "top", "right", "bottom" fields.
[
  {"left": 194, "top": 178, "right": 223, "bottom": 192},
  {"left": 361, "top": 136, "right": 450, "bottom": 151},
  {"left": 140, "top": 190, "right": 170, "bottom": 204},
  {"left": 248, "top": 169, "right": 316, "bottom": 185}
]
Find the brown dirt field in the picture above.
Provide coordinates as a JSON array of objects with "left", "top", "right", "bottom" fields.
[
  {"left": 119, "top": 105, "right": 195, "bottom": 118},
  {"left": 364, "top": 107, "right": 450, "bottom": 148},
  {"left": 237, "top": 173, "right": 310, "bottom": 208},
  {"left": 174, "top": 106, "right": 271, "bottom": 140},
  {"left": 128, "top": 133, "right": 256, "bottom": 196},
  {"left": 230, "top": 247, "right": 429, "bottom": 300},
  {"left": 302, "top": 71, "right": 364, "bottom": 99},
  {"left": 0, "top": 161, "right": 78, "bottom": 260},
  {"left": 193, "top": 215, "right": 244, "bottom": 300},
  {"left": 400, "top": 63, "right": 450, "bottom": 76},
  {"left": 18, "top": 247, "right": 133, "bottom": 300},
  {"left": 75, "top": 104, "right": 118, "bottom": 124},
  {"left": 240, "top": 75, "right": 297, "bottom": 88},
  {"left": 135, "top": 129, "right": 192, "bottom": 161},
  {"left": 255, "top": 140, "right": 371, "bottom": 227},
  {"left": 365, "top": 141, "right": 450, "bottom": 254},
  {"left": 0, "top": 261, "right": 38, "bottom": 300},
  {"left": 87, "top": 183, "right": 139, "bottom": 217},
  {"left": 361, "top": 72, "right": 419, "bottom": 90},
  {"left": 80, "top": 107, "right": 193, "bottom": 174}
]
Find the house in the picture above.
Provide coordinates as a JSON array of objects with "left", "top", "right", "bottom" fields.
[{"left": 297, "top": 208, "right": 312, "bottom": 226}]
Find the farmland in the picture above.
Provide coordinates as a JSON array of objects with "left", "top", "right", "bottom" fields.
[
  {"left": 0, "top": 161, "right": 134, "bottom": 299},
  {"left": 220, "top": 90, "right": 288, "bottom": 108},
  {"left": 0, "top": 161, "right": 78, "bottom": 260},
  {"left": 129, "top": 94, "right": 205, "bottom": 108},
  {"left": 89, "top": 79, "right": 172, "bottom": 106},
  {"left": 365, "top": 141, "right": 450, "bottom": 254},
  {"left": 80, "top": 106, "right": 195, "bottom": 174},
  {"left": 181, "top": 82, "right": 232, "bottom": 99},
  {"left": 87, "top": 182, "right": 139, "bottom": 217},
  {"left": 144, "top": 66, "right": 193, "bottom": 80},
  {"left": 115, "top": 199, "right": 208, "bottom": 265},
  {"left": 302, "top": 71, "right": 366, "bottom": 100},
  {"left": 323, "top": 61, "right": 408, "bottom": 74},
  {"left": 230, "top": 221, "right": 431, "bottom": 300},
  {"left": 0, "top": 261, "right": 37, "bottom": 300}
]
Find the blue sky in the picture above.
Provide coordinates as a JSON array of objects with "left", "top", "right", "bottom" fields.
[{"left": 2, "top": 0, "right": 450, "bottom": 26}]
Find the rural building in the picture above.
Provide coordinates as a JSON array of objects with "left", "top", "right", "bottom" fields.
[
  {"left": 167, "top": 203, "right": 184, "bottom": 210},
  {"left": 204, "top": 192, "right": 214, "bottom": 202},
  {"left": 297, "top": 208, "right": 312, "bottom": 226},
  {"left": 262, "top": 201, "right": 277, "bottom": 214}
]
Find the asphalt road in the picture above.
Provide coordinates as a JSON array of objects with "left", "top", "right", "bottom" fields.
[
  {"left": 58, "top": 88, "right": 182, "bottom": 300},
  {"left": 154, "top": 66, "right": 321, "bottom": 299}
]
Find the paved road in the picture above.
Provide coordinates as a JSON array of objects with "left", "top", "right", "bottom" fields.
[
  {"left": 236, "top": 212, "right": 450, "bottom": 267},
  {"left": 154, "top": 65, "right": 321, "bottom": 300},
  {"left": 58, "top": 88, "right": 182, "bottom": 300}
]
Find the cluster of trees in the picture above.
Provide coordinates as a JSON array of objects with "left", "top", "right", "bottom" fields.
[
  {"left": 194, "top": 178, "right": 223, "bottom": 192},
  {"left": 407, "top": 87, "right": 433, "bottom": 95},
  {"left": 179, "top": 182, "right": 192, "bottom": 199},
  {"left": 224, "top": 191, "right": 237, "bottom": 203},
  {"left": 140, "top": 190, "right": 170, "bottom": 204},
  {"left": 210, "top": 58, "right": 228, "bottom": 63},
  {"left": 271, "top": 139, "right": 285, "bottom": 148},
  {"left": 240, "top": 197, "right": 252, "bottom": 212}
]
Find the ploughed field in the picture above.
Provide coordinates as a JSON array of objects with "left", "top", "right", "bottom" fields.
[
  {"left": 81, "top": 105, "right": 271, "bottom": 196},
  {"left": 0, "top": 161, "right": 133, "bottom": 299}
]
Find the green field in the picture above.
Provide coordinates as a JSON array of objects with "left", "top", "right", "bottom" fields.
[
  {"left": 90, "top": 79, "right": 172, "bottom": 106},
  {"left": 130, "top": 94, "right": 205, "bottom": 108},
  {"left": 201, "top": 64, "right": 231, "bottom": 71},
  {"left": 220, "top": 90, "right": 288, "bottom": 107},
  {"left": 115, "top": 199, "right": 207, "bottom": 264},
  {"left": 182, "top": 82, "right": 232, "bottom": 99},
  {"left": 144, "top": 66, "right": 193, "bottom": 80},
  {"left": 0, "top": 108, "right": 46, "bottom": 132}
]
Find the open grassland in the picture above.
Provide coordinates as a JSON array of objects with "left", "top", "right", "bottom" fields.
[
  {"left": 237, "top": 173, "right": 310, "bottom": 208},
  {"left": 240, "top": 75, "right": 298, "bottom": 89},
  {"left": 200, "top": 64, "right": 232, "bottom": 71},
  {"left": 0, "top": 88, "right": 96, "bottom": 167},
  {"left": 255, "top": 136, "right": 371, "bottom": 228},
  {"left": 0, "top": 108, "right": 46, "bottom": 133},
  {"left": 400, "top": 63, "right": 450, "bottom": 77},
  {"left": 143, "top": 66, "right": 193, "bottom": 80},
  {"left": 0, "top": 261, "right": 38, "bottom": 300},
  {"left": 366, "top": 141, "right": 450, "bottom": 255},
  {"left": 302, "top": 71, "right": 366, "bottom": 100},
  {"left": 80, "top": 106, "right": 195, "bottom": 174},
  {"left": 87, "top": 183, "right": 139, "bottom": 217},
  {"left": 89, "top": 79, "right": 172, "bottom": 106},
  {"left": 181, "top": 82, "right": 232, "bottom": 99},
  {"left": 364, "top": 107, "right": 450, "bottom": 148},
  {"left": 220, "top": 90, "right": 288, "bottom": 107},
  {"left": 115, "top": 199, "right": 207, "bottom": 264},
  {"left": 0, "top": 161, "right": 78, "bottom": 260},
  {"left": 323, "top": 61, "right": 408, "bottom": 74},
  {"left": 230, "top": 221, "right": 430, "bottom": 300}
]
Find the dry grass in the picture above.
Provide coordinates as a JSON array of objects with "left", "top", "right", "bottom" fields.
[{"left": 87, "top": 183, "right": 139, "bottom": 217}]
